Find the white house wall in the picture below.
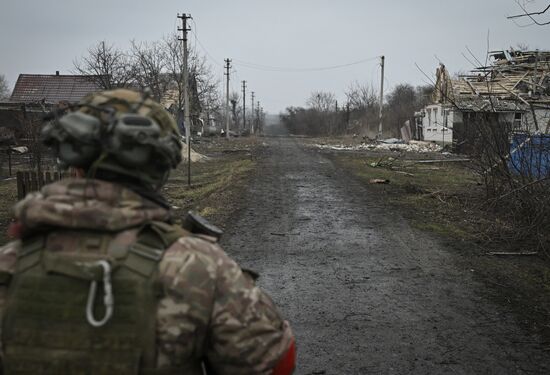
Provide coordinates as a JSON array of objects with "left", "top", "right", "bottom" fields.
[{"left": 421, "top": 104, "right": 454, "bottom": 145}]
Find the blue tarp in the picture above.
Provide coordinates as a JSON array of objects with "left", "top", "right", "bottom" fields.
[{"left": 509, "top": 133, "right": 550, "bottom": 178}]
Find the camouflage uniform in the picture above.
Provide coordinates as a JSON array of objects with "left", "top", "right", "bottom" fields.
[{"left": 0, "top": 178, "right": 294, "bottom": 374}]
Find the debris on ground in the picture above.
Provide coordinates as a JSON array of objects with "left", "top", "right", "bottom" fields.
[
  {"left": 379, "top": 138, "right": 403, "bottom": 144},
  {"left": 181, "top": 144, "right": 209, "bottom": 162},
  {"left": 314, "top": 140, "right": 443, "bottom": 153},
  {"left": 488, "top": 251, "right": 538, "bottom": 256},
  {"left": 369, "top": 156, "right": 399, "bottom": 168},
  {"left": 412, "top": 158, "right": 470, "bottom": 164},
  {"left": 369, "top": 178, "right": 390, "bottom": 184}
]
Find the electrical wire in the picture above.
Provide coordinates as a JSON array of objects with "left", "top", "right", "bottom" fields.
[
  {"left": 232, "top": 56, "right": 380, "bottom": 73},
  {"left": 189, "top": 19, "right": 223, "bottom": 68}
]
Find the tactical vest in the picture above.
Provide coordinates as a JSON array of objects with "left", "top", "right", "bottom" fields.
[{"left": 1, "top": 221, "right": 205, "bottom": 375}]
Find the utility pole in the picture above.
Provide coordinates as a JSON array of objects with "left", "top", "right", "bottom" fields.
[
  {"left": 260, "top": 106, "right": 264, "bottom": 134},
  {"left": 251, "top": 91, "right": 255, "bottom": 134},
  {"left": 256, "top": 101, "right": 260, "bottom": 135},
  {"left": 378, "top": 55, "right": 385, "bottom": 139},
  {"left": 178, "top": 12, "right": 192, "bottom": 186},
  {"left": 242, "top": 81, "right": 247, "bottom": 133},
  {"left": 224, "top": 58, "right": 231, "bottom": 139}
]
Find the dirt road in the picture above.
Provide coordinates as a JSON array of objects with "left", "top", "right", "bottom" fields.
[{"left": 221, "top": 137, "right": 550, "bottom": 374}]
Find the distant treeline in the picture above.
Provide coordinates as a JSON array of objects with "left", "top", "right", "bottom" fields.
[{"left": 280, "top": 83, "right": 433, "bottom": 138}]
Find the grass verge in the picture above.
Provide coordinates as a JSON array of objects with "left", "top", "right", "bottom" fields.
[
  {"left": 329, "top": 150, "right": 550, "bottom": 340},
  {"left": 0, "top": 137, "right": 259, "bottom": 242}
]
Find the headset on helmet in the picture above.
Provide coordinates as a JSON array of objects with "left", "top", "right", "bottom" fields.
[{"left": 42, "top": 89, "right": 182, "bottom": 190}]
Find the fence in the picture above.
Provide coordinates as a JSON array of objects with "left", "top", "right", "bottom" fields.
[
  {"left": 16, "top": 171, "right": 72, "bottom": 200},
  {"left": 1, "top": 150, "right": 57, "bottom": 179}
]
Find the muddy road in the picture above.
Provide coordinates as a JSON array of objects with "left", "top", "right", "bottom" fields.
[{"left": 221, "top": 137, "right": 550, "bottom": 374}]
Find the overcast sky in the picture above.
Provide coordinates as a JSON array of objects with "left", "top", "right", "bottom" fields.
[{"left": 0, "top": 0, "right": 548, "bottom": 113}]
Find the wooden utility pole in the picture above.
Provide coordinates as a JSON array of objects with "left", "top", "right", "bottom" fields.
[
  {"left": 224, "top": 58, "right": 231, "bottom": 139},
  {"left": 378, "top": 55, "right": 385, "bottom": 138},
  {"left": 242, "top": 81, "right": 247, "bottom": 133},
  {"left": 178, "top": 13, "right": 192, "bottom": 186},
  {"left": 251, "top": 91, "right": 255, "bottom": 134},
  {"left": 256, "top": 101, "right": 260, "bottom": 134}
]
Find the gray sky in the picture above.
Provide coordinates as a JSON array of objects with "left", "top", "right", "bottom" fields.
[{"left": 0, "top": 0, "right": 548, "bottom": 113}]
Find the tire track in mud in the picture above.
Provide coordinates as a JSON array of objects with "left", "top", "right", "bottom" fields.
[{"left": 221, "top": 137, "right": 550, "bottom": 375}]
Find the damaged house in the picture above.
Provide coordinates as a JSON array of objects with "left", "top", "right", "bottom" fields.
[{"left": 417, "top": 49, "right": 550, "bottom": 153}]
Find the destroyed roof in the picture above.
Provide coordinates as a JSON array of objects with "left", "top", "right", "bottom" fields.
[
  {"left": 433, "top": 50, "right": 550, "bottom": 111},
  {"left": 10, "top": 74, "right": 102, "bottom": 104}
]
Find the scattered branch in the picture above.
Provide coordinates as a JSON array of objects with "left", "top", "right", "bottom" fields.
[{"left": 507, "top": 1, "right": 550, "bottom": 26}]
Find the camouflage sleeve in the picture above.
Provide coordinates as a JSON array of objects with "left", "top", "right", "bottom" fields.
[
  {"left": 156, "top": 237, "right": 293, "bottom": 373},
  {"left": 205, "top": 245, "right": 294, "bottom": 375},
  {"left": 0, "top": 241, "right": 20, "bottom": 358}
]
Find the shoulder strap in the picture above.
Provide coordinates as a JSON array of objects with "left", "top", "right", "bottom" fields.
[
  {"left": 122, "top": 221, "right": 190, "bottom": 278},
  {"left": 148, "top": 221, "right": 191, "bottom": 248}
]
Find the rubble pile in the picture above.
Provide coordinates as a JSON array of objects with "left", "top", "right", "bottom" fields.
[
  {"left": 315, "top": 140, "right": 443, "bottom": 153},
  {"left": 181, "top": 144, "right": 209, "bottom": 162}
]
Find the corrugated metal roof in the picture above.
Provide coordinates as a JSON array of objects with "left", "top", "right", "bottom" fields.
[{"left": 10, "top": 74, "right": 101, "bottom": 104}]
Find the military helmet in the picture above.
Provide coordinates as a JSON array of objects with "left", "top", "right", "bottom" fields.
[{"left": 42, "top": 89, "right": 182, "bottom": 190}]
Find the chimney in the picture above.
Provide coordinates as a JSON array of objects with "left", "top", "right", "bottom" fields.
[{"left": 55, "top": 71, "right": 59, "bottom": 76}]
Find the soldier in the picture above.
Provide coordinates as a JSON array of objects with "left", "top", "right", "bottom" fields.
[{"left": 0, "top": 89, "right": 295, "bottom": 374}]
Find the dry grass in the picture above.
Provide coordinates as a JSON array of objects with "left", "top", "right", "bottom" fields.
[
  {"left": 0, "top": 137, "right": 260, "bottom": 242},
  {"left": 330, "top": 150, "right": 550, "bottom": 338},
  {"left": 0, "top": 178, "right": 17, "bottom": 244},
  {"left": 333, "top": 153, "right": 481, "bottom": 240},
  {"left": 164, "top": 154, "right": 254, "bottom": 226}
]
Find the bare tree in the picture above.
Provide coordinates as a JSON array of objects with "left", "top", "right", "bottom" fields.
[
  {"left": 189, "top": 49, "right": 221, "bottom": 121},
  {"left": 507, "top": 1, "right": 550, "bottom": 26},
  {"left": 229, "top": 91, "right": 241, "bottom": 131},
  {"left": 162, "top": 33, "right": 186, "bottom": 125},
  {"left": 345, "top": 82, "right": 378, "bottom": 111},
  {"left": 162, "top": 33, "right": 221, "bottom": 131},
  {"left": 129, "top": 40, "right": 171, "bottom": 103},
  {"left": 385, "top": 84, "right": 418, "bottom": 136},
  {"left": 73, "top": 36, "right": 221, "bottom": 134},
  {"left": 0, "top": 75, "right": 10, "bottom": 100},
  {"left": 307, "top": 91, "right": 336, "bottom": 112},
  {"left": 73, "top": 41, "right": 134, "bottom": 89}
]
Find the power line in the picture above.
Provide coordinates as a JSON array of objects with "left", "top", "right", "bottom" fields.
[
  {"left": 232, "top": 56, "right": 380, "bottom": 73},
  {"left": 190, "top": 25, "right": 376, "bottom": 74},
  {"left": 189, "top": 22, "right": 223, "bottom": 68}
]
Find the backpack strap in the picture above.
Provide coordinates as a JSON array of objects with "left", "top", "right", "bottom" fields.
[
  {"left": 9, "top": 235, "right": 45, "bottom": 278},
  {"left": 115, "top": 221, "right": 192, "bottom": 370},
  {"left": 123, "top": 221, "right": 190, "bottom": 277}
]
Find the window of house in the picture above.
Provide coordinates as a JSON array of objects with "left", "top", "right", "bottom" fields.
[{"left": 513, "top": 112, "right": 523, "bottom": 130}]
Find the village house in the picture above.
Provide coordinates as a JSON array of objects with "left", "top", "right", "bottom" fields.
[
  {"left": 416, "top": 49, "right": 550, "bottom": 153},
  {"left": 0, "top": 72, "right": 102, "bottom": 144}
]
